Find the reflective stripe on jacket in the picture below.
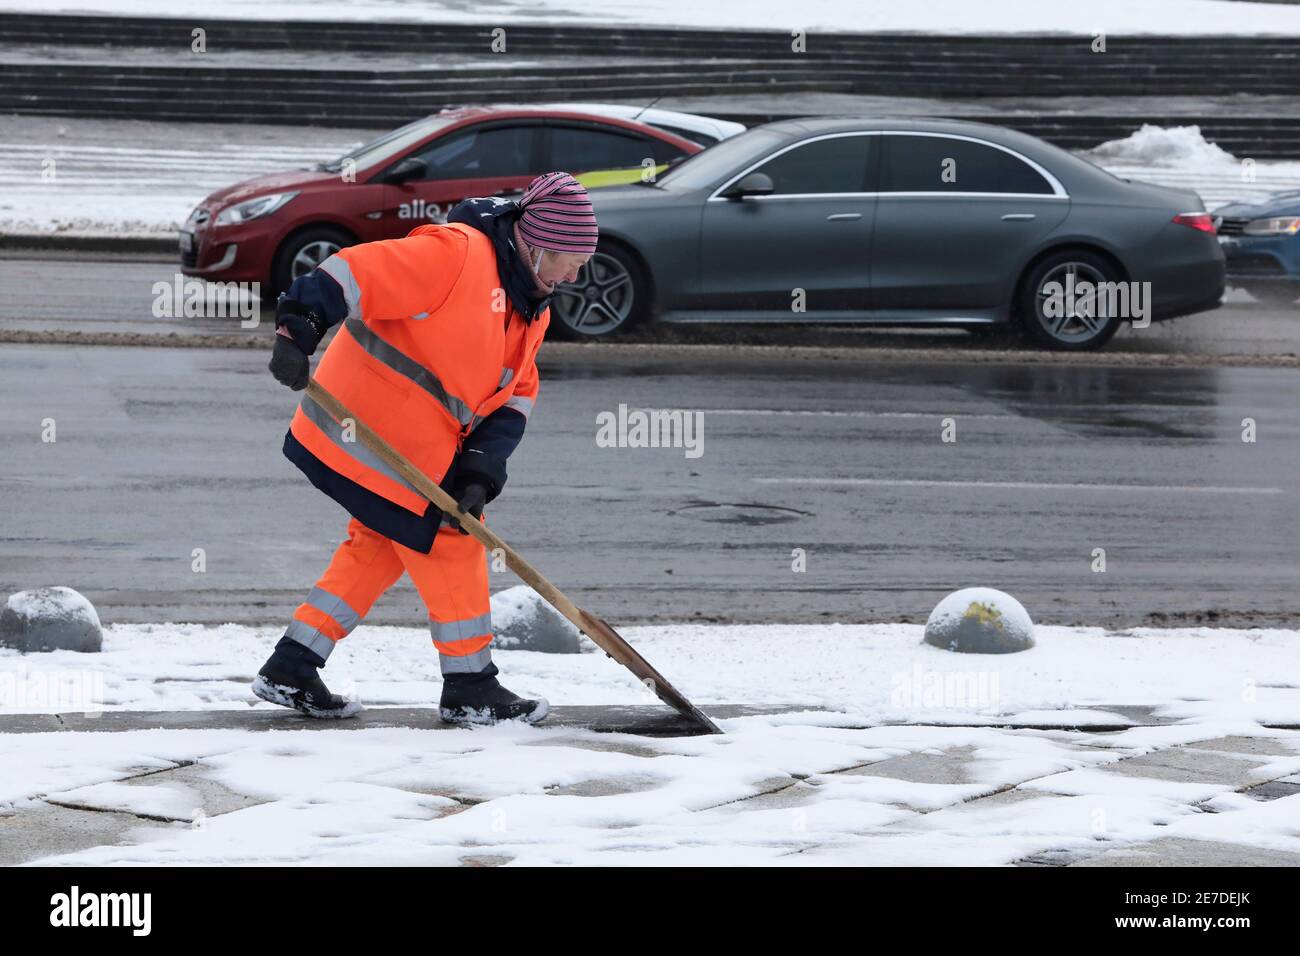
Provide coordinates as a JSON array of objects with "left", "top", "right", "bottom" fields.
[{"left": 283, "top": 222, "right": 548, "bottom": 550}]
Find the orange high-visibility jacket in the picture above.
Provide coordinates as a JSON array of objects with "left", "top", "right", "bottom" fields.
[{"left": 284, "top": 222, "right": 548, "bottom": 549}]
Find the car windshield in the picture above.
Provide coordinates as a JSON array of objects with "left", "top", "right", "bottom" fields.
[
  {"left": 316, "top": 115, "right": 460, "bottom": 173},
  {"left": 651, "top": 127, "right": 788, "bottom": 190}
]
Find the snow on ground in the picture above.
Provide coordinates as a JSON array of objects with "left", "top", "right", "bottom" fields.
[
  {"left": 3, "top": 711, "right": 1298, "bottom": 865},
  {"left": 0, "top": 137, "right": 360, "bottom": 238},
  {"left": 2, "top": 621, "right": 1297, "bottom": 865},
  {"left": 3, "top": 0, "right": 1300, "bottom": 35},
  {"left": 2, "top": 619, "right": 1298, "bottom": 725},
  {"left": 2, "top": 120, "right": 1295, "bottom": 238}
]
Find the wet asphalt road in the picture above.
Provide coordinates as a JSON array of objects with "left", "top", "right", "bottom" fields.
[
  {"left": 1, "top": 249, "right": 1300, "bottom": 355},
  {"left": 1, "top": 341, "right": 1296, "bottom": 628}
]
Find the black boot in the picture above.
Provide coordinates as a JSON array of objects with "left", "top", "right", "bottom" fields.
[
  {"left": 439, "top": 663, "right": 549, "bottom": 726},
  {"left": 252, "top": 636, "right": 362, "bottom": 719}
]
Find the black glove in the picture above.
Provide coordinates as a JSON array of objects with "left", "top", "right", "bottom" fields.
[
  {"left": 447, "top": 482, "right": 487, "bottom": 534},
  {"left": 275, "top": 296, "right": 327, "bottom": 355},
  {"left": 268, "top": 334, "right": 310, "bottom": 390}
]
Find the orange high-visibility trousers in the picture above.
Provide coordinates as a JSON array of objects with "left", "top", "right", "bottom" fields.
[{"left": 286, "top": 517, "right": 493, "bottom": 674}]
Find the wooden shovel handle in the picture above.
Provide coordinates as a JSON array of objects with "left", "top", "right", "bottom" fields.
[{"left": 302, "top": 379, "right": 722, "bottom": 734}]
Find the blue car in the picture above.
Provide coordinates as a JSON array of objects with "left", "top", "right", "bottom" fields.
[{"left": 1214, "top": 190, "right": 1300, "bottom": 306}]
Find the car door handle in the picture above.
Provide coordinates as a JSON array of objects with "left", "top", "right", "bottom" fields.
[
  {"left": 1001, "top": 213, "right": 1036, "bottom": 221},
  {"left": 826, "top": 213, "right": 862, "bottom": 221}
]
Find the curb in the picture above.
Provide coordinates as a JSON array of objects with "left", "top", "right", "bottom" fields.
[
  {"left": 0, "top": 233, "right": 177, "bottom": 255},
  {"left": 0, "top": 704, "right": 802, "bottom": 738},
  {"left": 1, "top": 329, "right": 1296, "bottom": 368}
]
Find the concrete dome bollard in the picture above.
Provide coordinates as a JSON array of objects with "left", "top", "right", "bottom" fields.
[
  {"left": 1, "top": 586, "right": 103, "bottom": 653},
  {"left": 923, "top": 587, "right": 1035, "bottom": 654}
]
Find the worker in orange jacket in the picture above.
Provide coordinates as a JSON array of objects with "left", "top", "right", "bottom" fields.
[{"left": 253, "top": 172, "right": 597, "bottom": 724}]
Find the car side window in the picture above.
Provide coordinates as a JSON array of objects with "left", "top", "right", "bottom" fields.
[
  {"left": 410, "top": 125, "right": 538, "bottom": 180},
  {"left": 881, "top": 135, "right": 1054, "bottom": 194},
  {"left": 550, "top": 125, "right": 682, "bottom": 173},
  {"left": 751, "top": 135, "right": 871, "bottom": 195}
]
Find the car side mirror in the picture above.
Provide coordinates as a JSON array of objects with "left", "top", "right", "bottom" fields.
[
  {"left": 384, "top": 156, "right": 428, "bottom": 185},
  {"left": 721, "top": 172, "right": 774, "bottom": 200}
]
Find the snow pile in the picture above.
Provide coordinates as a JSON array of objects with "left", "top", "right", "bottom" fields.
[
  {"left": 1083, "top": 124, "right": 1239, "bottom": 170},
  {"left": 1081, "top": 125, "right": 1300, "bottom": 207}
]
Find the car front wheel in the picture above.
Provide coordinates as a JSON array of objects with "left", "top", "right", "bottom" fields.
[
  {"left": 1019, "top": 251, "right": 1125, "bottom": 351},
  {"left": 269, "top": 226, "right": 353, "bottom": 302}
]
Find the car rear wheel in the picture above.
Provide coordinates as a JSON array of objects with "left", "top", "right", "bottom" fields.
[
  {"left": 269, "top": 226, "right": 353, "bottom": 301},
  {"left": 1241, "top": 282, "right": 1300, "bottom": 307},
  {"left": 549, "top": 243, "right": 649, "bottom": 340},
  {"left": 1019, "top": 251, "right": 1124, "bottom": 351}
]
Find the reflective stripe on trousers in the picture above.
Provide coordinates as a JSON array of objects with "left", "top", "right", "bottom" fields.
[
  {"left": 286, "top": 518, "right": 493, "bottom": 674},
  {"left": 430, "top": 611, "right": 493, "bottom": 675},
  {"left": 286, "top": 586, "right": 365, "bottom": 660}
]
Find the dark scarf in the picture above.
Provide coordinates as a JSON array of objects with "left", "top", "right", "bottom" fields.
[{"left": 446, "top": 196, "right": 552, "bottom": 323}]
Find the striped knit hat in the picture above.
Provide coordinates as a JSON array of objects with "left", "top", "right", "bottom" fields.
[{"left": 517, "top": 171, "right": 599, "bottom": 256}]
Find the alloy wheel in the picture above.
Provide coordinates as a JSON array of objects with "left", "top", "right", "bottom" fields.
[{"left": 552, "top": 252, "right": 635, "bottom": 336}]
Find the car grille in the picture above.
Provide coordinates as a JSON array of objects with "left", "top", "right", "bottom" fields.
[
  {"left": 181, "top": 248, "right": 198, "bottom": 268},
  {"left": 1216, "top": 216, "right": 1250, "bottom": 236}
]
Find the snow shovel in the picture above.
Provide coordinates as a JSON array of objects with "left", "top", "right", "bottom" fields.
[{"left": 304, "top": 379, "right": 723, "bottom": 735}]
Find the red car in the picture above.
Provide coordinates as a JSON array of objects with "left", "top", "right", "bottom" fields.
[{"left": 180, "top": 107, "right": 701, "bottom": 300}]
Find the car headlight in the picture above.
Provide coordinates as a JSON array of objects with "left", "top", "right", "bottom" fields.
[
  {"left": 1243, "top": 216, "right": 1300, "bottom": 236},
  {"left": 214, "top": 192, "right": 299, "bottom": 226}
]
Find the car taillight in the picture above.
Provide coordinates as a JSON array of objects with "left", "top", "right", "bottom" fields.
[{"left": 1173, "top": 212, "right": 1216, "bottom": 234}]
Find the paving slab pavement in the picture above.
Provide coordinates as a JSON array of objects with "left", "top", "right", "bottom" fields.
[
  {"left": 0, "top": 800, "right": 173, "bottom": 867},
  {"left": 1098, "top": 747, "right": 1279, "bottom": 788},
  {"left": 1068, "top": 838, "right": 1300, "bottom": 867},
  {"left": 4, "top": 711, "right": 1298, "bottom": 866},
  {"left": 0, "top": 704, "right": 799, "bottom": 737}
]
